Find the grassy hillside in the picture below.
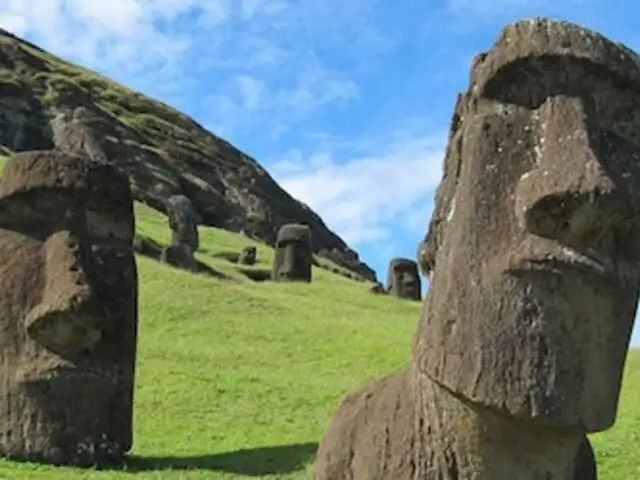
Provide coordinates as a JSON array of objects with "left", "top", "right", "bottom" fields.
[
  {"left": 0, "top": 31, "right": 378, "bottom": 281},
  {"left": 0, "top": 193, "right": 637, "bottom": 479}
]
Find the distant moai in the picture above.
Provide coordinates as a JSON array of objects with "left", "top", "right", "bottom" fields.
[
  {"left": 313, "top": 18, "right": 640, "bottom": 479},
  {"left": 272, "top": 223, "right": 312, "bottom": 282},
  {"left": 386, "top": 258, "right": 421, "bottom": 301},
  {"left": 161, "top": 194, "right": 199, "bottom": 271},
  {"left": 238, "top": 245, "right": 257, "bottom": 265},
  {"left": 0, "top": 151, "right": 138, "bottom": 466}
]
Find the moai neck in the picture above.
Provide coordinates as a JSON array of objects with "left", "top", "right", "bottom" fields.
[{"left": 413, "top": 369, "right": 585, "bottom": 479}]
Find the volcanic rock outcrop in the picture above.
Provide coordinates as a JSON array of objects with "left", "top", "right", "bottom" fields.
[{"left": 0, "top": 28, "right": 375, "bottom": 282}]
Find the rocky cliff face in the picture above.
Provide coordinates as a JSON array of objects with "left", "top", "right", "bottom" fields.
[{"left": 0, "top": 28, "right": 377, "bottom": 282}]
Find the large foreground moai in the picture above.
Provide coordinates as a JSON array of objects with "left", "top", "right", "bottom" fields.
[
  {"left": 161, "top": 194, "right": 199, "bottom": 271},
  {"left": 314, "top": 18, "right": 640, "bottom": 479},
  {"left": 386, "top": 258, "right": 421, "bottom": 301},
  {"left": 0, "top": 151, "right": 139, "bottom": 466},
  {"left": 272, "top": 224, "right": 312, "bottom": 282}
]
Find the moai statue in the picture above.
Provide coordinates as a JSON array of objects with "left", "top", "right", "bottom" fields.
[
  {"left": 272, "top": 223, "right": 312, "bottom": 282},
  {"left": 368, "top": 282, "right": 386, "bottom": 295},
  {"left": 165, "top": 194, "right": 199, "bottom": 252},
  {"left": 238, "top": 245, "right": 257, "bottom": 265},
  {"left": 313, "top": 18, "right": 640, "bottom": 479},
  {"left": 0, "top": 151, "right": 138, "bottom": 466},
  {"left": 386, "top": 258, "right": 421, "bottom": 301},
  {"left": 161, "top": 194, "right": 199, "bottom": 271}
]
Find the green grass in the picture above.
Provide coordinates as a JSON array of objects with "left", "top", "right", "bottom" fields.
[{"left": 0, "top": 203, "right": 637, "bottom": 479}]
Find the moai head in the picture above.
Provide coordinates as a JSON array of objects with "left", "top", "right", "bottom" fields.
[
  {"left": 413, "top": 19, "right": 640, "bottom": 433},
  {"left": 272, "top": 223, "right": 312, "bottom": 282},
  {"left": 386, "top": 258, "right": 421, "bottom": 301},
  {"left": 165, "top": 194, "right": 199, "bottom": 252},
  {"left": 0, "top": 151, "right": 138, "bottom": 465},
  {"left": 238, "top": 245, "right": 257, "bottom": 266}
]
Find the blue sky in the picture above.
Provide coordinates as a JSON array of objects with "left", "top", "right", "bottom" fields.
[{"left": 1, "top": 0, "right": 639, "bottom": 347}]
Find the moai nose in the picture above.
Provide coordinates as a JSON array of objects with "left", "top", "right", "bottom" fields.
[
  {"left": 515, "top": 96, "right": 628, "bottom": 249},
  {"left": 24, "top": 231, "right": 112, "bottom": 357}
]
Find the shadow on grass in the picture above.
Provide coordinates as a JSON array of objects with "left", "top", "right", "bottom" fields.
[{"left": 119, "top": 442, "right": 318, "bottom": 476}]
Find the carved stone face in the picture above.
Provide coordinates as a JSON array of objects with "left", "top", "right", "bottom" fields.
[
  {"left": 272, "top": 224, "right": 312, "bottom": 282},
  {"left": 414, "top": 20, "right": 640, "bottom": 432},
  {"left": 387, "top": 258, "right": 421, "bottom": 301},
  {"left": 165, "top": 194, "right": 199, "bottom": 252},
  {"left": 0, "top": 151, "right": 138, "bottom": 465}
]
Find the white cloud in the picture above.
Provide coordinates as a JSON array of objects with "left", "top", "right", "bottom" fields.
[
  {"left": 271, "top": 132, "right": 446, "bottom": 245},
  {"left": 0, "top": 0, "right": 378, "bottom": 134},
  {"left": 235, "top": 75, "right": 265, "bottom": 110},
  {"left": 447, "top": 0, "right": 596, "bottom": 13},
  {"left": 202, "top": 56, "right": 360, "bottom": 137},
  {"left": 0, "top": 13, "right": 27, "bottom": 35}
]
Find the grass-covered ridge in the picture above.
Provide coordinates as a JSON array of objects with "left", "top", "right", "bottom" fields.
[
  {"left": 0, "top": 202, "right": 636, "bottom": 478},
  {"left": 0, "top": 30, "right": 379, "bottom": 281}
]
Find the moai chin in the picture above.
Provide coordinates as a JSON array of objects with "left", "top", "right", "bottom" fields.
[
  {"left": 314, "top": 17, "right": 640, "bottom": 479},
  {"left": 0, "top": 151, "right": 138, "bottom": 466},
  {"left": 386, "top": 258, "right": 421, "bottom": 301},
  {"left": 272, "top": 224, "right": 312, "bottom": 282}
]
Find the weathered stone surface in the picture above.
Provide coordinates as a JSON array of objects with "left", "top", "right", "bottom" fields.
[
  {"left": 0, "top": 28, "right": 376, "bottom": 282},
  {"left": 165, "top": 194, "right": 199, "bottom": 252},
  {"left": 386, "top": 258, "right": 421, "bottom": 301},
  {"left": 315, "top": 17, "right": 640, "bottom": 479},
  {"left": 0, "top": 151, "right": 138, "bottom": 466},
  {"left": 238, "top": 245, "right": 257, "bottom": 265},
  {"left": 50, "top": 106, "right": 108, "bottom": 164},
  {"left": 160, "top": 244, "right": 198, "bottom": 272},
  {"left": 135, "top": 235, "right": 227, "bottom": 279},
  {"left": 416, "top": 240, "right": 431, "bottom": 277},
  {"left": 272, "top": 224, "right": 312, "bottom": 282}
]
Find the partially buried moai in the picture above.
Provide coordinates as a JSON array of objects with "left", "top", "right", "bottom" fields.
[
  {"left": 313, "top": 18, "right": 640, "bottom": 479},
  {"left": 0, "top": 151, "right": 138, "bottom": 466},
  {"left": 272, "top": 223, "right": 312, "bottom": 282},
  {"left": 161, "top": 194, "right": 199, "bottom": 271},
  {"left": 238, "top": 245, "right": 257, "bottom": 265},
  {"left": 386, "top": 257, "right": 421, "bottom": 301}
]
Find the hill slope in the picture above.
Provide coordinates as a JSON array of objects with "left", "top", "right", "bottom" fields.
[
  {"left": 0, "top": 28, "right": 376, "bottom": 282},
  {"left": 0, "top": 200, "right": 637, "bottom": 479}
]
